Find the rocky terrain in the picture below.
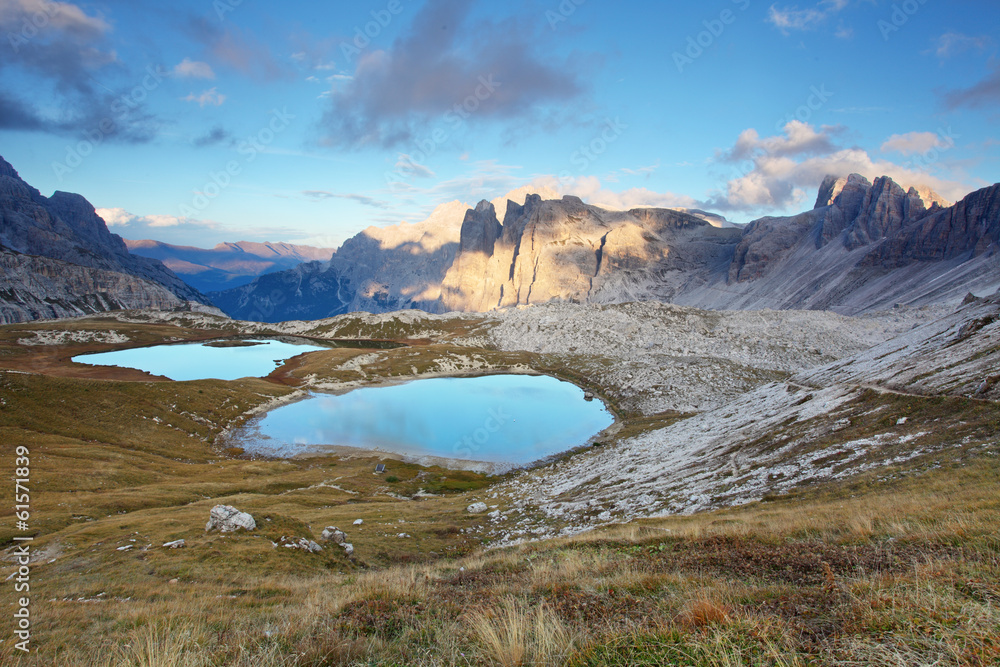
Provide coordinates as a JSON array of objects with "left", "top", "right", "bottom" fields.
[
  {"left": 0, "top": 250, "right": 212, "bottom": 324},
  {"left": 678, "top": 174, "right": 1000, "bottom": 312},
  {"left": 215, "top": 174, "right": 1000, "bottom": 322},
  {"left": 0, "top": 156, "right": 214, "bottom": 323},
  {"left": 125, "top": 240, "right": 334, "bottom": 293},
  {"left": 480, "top": 301, "right": 943, "bottom": 414},
  {"left": 2, "top": 282, "right": 996, "bottom": 665},
  {"left": 478, "top": 292, "right": 999, "bottom": 545}
]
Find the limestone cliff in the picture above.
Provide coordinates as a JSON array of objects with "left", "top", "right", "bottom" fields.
[
  {"left": 440, "top": 195, "right": 741, "bottom": 312},
  {"left": 0, "top": 155, "right": 213, "bottom": 323},
  {"left": 214, "top": 174, "right": 999, "bottom": 321}
]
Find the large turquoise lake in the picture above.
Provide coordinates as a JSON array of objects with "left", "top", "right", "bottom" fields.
[
  {"left": 231, "top": 374, "right": 615, "bottom": 468},
  {"left": 72, "top": 339, "right": 327, "bottom": 381}
]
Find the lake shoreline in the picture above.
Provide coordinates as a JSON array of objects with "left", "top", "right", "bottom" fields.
[{"left": 223, "top": 373, "right": 620, "bottom": 474}]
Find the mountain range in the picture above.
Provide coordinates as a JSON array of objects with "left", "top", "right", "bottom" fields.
[
  {"left": 124, "top": 240, "right": 335, "bottom": 293},
  {"left": 213, "top": 174, "right": 1000, "bottom": 322},
  {"left": 1, "top": 151, "right": 996, "bottom": 325},
  {"left": 0, "top": 156, "right": 214, "bottom": 324}
]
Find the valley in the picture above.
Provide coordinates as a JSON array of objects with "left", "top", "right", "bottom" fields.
[
  {"left": 3, "top": 1, "right": 999, "bottom": 663},
  {"left": 1, "top": 296, "right": 997, "bottom": 665}
]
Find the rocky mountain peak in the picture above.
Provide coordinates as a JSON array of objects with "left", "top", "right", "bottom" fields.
[
  {"left": 845, "top": 175, "right": 926, "bottom": 249},
  {"left": 459, "top": 201, "right": 502, "bottom": 255},
  {"left": 815, "top": 175, "right": 847, "bottom": 209},
  {"left": 0, "top": 154, "right": 212, "bottom": 322},
  {"left": 815, "top": 173, "right": 870, "bottom": 209},
  {"left": 908, "top": 185, "right": 950, "bottom": 209},
  {"left": 0, "top": 156, "right": 20, "bottom": 180}
]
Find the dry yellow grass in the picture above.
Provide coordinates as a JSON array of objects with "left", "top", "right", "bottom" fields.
[{"left": 1, "top": 316, "right": 998, "bottom": 666}]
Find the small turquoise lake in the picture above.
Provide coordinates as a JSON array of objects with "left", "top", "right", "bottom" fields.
[
  {"left": 72, "top": 338, "right": 327, "bottom": 381},
  {"left": 231, "top": 374, "right": 615, "bottom": 469}
]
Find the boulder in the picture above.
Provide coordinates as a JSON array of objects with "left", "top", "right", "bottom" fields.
[
  {"left": 278, "top": 536, "right": 323, "bottom": 553},
  {"left": 466, "top": 502, "right": 488, "bottom": 514},
  {"left": 321, "top": 526, "right": 346, "bottom": 544},
  {"left": 342, "top": 543, "right": 355, "bottom": 557},
  {"left": 205, "top": 505, "right": 256, "bottom": 533},
  {"left": 162, "top": 539, "right": 186, "bottom": 549}
]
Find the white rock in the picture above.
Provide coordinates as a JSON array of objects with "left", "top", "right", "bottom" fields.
[
  {"left": 353, "top": 519, "right": 364, "bottom": 525},
  {"left": 205, "top": 505, "right": 256, "bottom": 533},
  {"left": 279, "top": 536, "right": 323, "bottom": 553},
  {"left": 162, "top": 539, "right": 186, "bottom": 549},
  {"left": 342, "top": 543, "right": 354, "bottom": 556},
  {"left": 321, "top": 526, "right": 346, "bottom": 544},
  {"left": 466, "top": 502, "right": 488, "bottom": 514}
]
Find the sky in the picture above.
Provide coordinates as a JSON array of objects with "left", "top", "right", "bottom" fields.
[{"left": 0, "top": 0, "right": 997, "bottom": 249}]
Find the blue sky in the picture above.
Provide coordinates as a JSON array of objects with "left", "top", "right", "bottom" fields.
[{"left": 0, "top": 0, "right": 997, "bottom": 248}]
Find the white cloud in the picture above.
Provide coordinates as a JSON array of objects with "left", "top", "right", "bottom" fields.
[
  {"left": 881, "top": 131, "right": 950, "bottom": 156},
  {"left": 932, "top": 32, "right": 992, "bottom": 59},
  {"left": 706, "top": 122, "right": 975, "bottom": 212},
  {"left": 0, "top": 0, "right": 109, "bottom": 35},
  {"left": 768, "top": 0, "right": 849, "bottom": 34},
  {"left": 834, "top": 23, "right": 853, "bottom": 40},
  {"left": 619, "top": 161, "right": 661, "bottom": 178},
  {"left": 182, "top": 87, "right": 226, "bottom": 107},
  {"left": 97, "top": 208, "right": 305, "bottom": 248},
  {"left": 529, "top": 175, "right": 697, "bottom": 211},
  {"left": 97, "top": 208, "right": 210, "bottom": 229},
  {"left": 95, "top": 207, "right": 133, "bottom": 226},
  {"left": 173, "top": 58, "right": 215, "bottom": 79},
  {"left": 395, "top": 154, "right": 436, "bottom": 179},
  {"left": 723, "top": 121, "right": 841, "bottom": 162},
  {"left": 302, "top": 191, "right": 390, "bottom": 209}
]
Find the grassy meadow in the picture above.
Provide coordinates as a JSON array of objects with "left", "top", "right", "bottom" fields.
[{"left": 0, "top": 315, "right": 997, "bottom": 666}]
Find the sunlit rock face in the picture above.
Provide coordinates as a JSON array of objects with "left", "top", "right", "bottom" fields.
[
  {"left": 441, "top": 195, "right": 740, "bottom": 312},
  {"left": 214, "top": 174, "right": 1000, "bottom": 322}
]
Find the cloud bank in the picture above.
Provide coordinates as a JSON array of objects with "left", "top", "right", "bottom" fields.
[{"left": 320, "top": 0, "right": 588, "bottom": 149}]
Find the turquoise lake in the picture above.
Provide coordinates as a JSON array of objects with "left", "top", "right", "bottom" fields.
[
  {"left": 232, "top": 374, "right": 615, "bottom": 467},
  {"left": 72, "top": 339, "right": 327, "bottom": 381}
]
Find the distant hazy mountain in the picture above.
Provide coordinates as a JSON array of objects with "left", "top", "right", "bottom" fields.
[
  {"left": 214, "top": 175, "right": 1000, "bottom": 322},
  {"left": 124, "top": 239, "right": 335, "bottom": 293},
  {"left": 0, "top": 155, "right": 214, "bottom": 324}
]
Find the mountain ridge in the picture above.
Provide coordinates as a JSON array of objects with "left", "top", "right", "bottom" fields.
[
  {"left": 124, "top": 239, "right": 335, "bottom": 293},
  {"left": 214, "top": 173, "right": 999, "bottom": 322},
  {"left": 0, "top": 155, "right": 216, "bottom": 323}
]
